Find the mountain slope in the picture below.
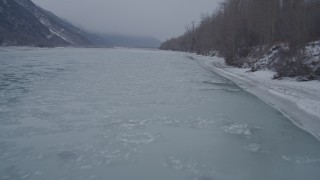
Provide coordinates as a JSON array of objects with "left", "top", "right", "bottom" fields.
[
  {"left": 0, "top": 0, "right": 92, "bottom": 47},
  {"left": 36, "top": 6, "right": 110, "bottom": 47},
  {"left": 0, "top": 0, "right": 160, "bottom": 48},
  {"left": 15, "top": 0, "right": 91, "bottom": 46},
  {"left": 0, "top": 0, "right": 67, "bottom": 46}
]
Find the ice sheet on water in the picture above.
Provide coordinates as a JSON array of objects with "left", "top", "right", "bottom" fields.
[
  {"left": 186, "top": 116, "right": 217, "bottom": 129},
  {"left": 46, "top": 142, "right": 138, "bottom": 170},
  {"left": 221, "top": 123, "right": 252, "bottom": 137},
  {"left": 198, "top": 79, "right": 242, "bottom": 92},
  {"left": 162, "top": 156, "right": 215, "bottom": 180},
  {"left": 244, "top": 143, "right": 269, "bottom": 153},
  {"left": 2, "top": 49, "right": 320, "bottom": 179},
  {"left": 57, "top": 151, "right": 79, "bottom": 161},
  {"left": 0, "top": 126, "right": 54, "bottom": 138},
  {"left": 220, "top": 122, "right": 262, "bottom": 139},
  {"left": 117, "top": 132, "right": 158, "bottom": 145},
  {"left": 143, "top": 114, "right": 219, "bottom": 129},
  {"left": 281, "top": 155, "right": 320, "bottom": 164},
  {"left": 0, "top": 166, "right": 31, "bottom": 180}
]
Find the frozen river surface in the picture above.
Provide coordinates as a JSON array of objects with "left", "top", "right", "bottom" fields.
[{"left": 1, "top": 48, "right": 320, "bottom": 180}]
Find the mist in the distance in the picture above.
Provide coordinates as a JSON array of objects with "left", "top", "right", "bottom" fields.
[{"left": 32, "top": 0, "right": 221, "bottom": 41}]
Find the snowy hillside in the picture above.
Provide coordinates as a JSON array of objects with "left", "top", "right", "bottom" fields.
[
  {"left": 250, "top": 41, "right": 320, "bottom": 80},
  {"left": 14, "top": 0, "right": 91, "bottom": 46},
  {"left": 0, "top": 0, "right": 91, "bottom": 47}
]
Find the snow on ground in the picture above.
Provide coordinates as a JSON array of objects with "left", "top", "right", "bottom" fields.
[
  {"left": 190, "top": 53, "right": 320, "bottom": 140},
  {"left": 305, "top": 41, "right": 320, "bottom": 71}
]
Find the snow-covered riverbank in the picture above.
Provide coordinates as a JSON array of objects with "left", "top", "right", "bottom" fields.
[{"left": 191, "top": 54, "right": 320, "bottom": 141}]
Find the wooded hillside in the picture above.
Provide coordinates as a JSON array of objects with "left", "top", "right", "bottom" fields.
[{"left": 160, "top": 0, "right": 320, "bottom": 75}]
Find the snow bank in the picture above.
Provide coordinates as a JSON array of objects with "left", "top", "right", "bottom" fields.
[
  {"left": 190, "top": 53, "right": 320, "bottom": 141},
  {"left": 305, "top": 41, "right": 320, "bottom": 73},
  {"left": 252, "top": 41, "right": 320, "bottom": 79}
]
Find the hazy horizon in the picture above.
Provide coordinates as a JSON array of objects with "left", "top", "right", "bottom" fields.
[{"left": 32, "top": 0, "right": 222, "bottom": 41}]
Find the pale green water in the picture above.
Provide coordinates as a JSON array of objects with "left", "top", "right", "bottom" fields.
[{"left": 0, "top": 48, "right": 320, "bottom": 180}]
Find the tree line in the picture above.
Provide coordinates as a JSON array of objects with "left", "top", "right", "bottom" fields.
[{"left": 160, "top": 0, "right": 320, "bottom": 67}]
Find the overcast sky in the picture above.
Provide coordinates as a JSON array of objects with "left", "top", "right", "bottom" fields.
[{"left": 32, "top": 0, "right": 222, "bottom": 41}]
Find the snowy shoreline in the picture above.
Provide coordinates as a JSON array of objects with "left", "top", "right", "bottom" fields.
[{"left": 189, "top": 53, "right": 320, "bottom": 141}]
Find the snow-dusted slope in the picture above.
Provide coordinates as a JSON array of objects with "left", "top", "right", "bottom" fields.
[
  {"left": 14, "top": 0, "right": 91, "bottom": 46},
  {"left": 305, "top": 41, "right": 320, "bottom": 73},
  {"left": 251, "top": 41, "right": 320, "bottom": 79},
  {"left": 0, "top": 0, "right": 68, "bottom": 46},
  {"left": 0, "top": 0, "right": 91, "bottom": 47},
  {"left": 191, "top": 53, "right": 320, "bottom": 140}
]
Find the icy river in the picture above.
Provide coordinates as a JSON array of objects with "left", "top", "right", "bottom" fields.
[{"left": 1, "top": 48, "right": 320, "bottom": 180}]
